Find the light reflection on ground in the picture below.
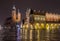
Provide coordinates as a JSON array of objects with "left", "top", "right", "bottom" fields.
[{"left": 20, "top": 28, "right": 60, "bottom": 41}]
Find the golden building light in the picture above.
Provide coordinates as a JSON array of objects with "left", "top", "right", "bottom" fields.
[
  {"left": 12, "top": 9, "right": 21, "bottom": 22},
  {"left": 40, "top": 23, "right": 44, "bottom": 29},
  {"left": 53, "top": 14, "right": 59, "bottom": 21},
  {"left": 54, "top": 24, "right": 57, "bottom": 28},
  {"left": 46, "top": 24, "right": 49, "bottom": 30},
  {"left": 50, "top": 24, "right": 54, "bottom": 30},
  {"left": 54, "top": 24, "right": 58, "bottom": 29},
  {"left": 30, "top": 24, "right": 33, "bottom": 29},
  {"left": 53, "top": 14, "right": 56, "bottom": 21},
  {"left": 35, "top": 23, "right": 39, "bottom": 29},
  {"left": 25, "top": 24, "right": 29, "bottom": 29},
  {"left": 59, "top": 15, "right": 60, "bottom": 21},
  {"left": 23, "top": 24, "right": 29, "bottom": 29},
  {"left": 50, "top": 14, "right": 53, "bottom": 21},
  {"left": 23, "top": 9, "right": 60, "bottom": 30},
  {"left": 55, "top": 14, "right": 58, "bottom": 21},
  {"left": 58, "top": 15, "right": 60, "bottom": 21},
  {"left": 53, "top": 14, "right": 55, "bottom": 21},
  {"left": 45, "top": 12, "right": 60, "bottom": 22},
  {"left": 23, "top": 25, "right": 25, "bottom": 28},
  {"left": 16, "top": 9, "right": 21, "bottom": 22},
  {"left": 46, "top": 14, "right": 49, "bottom": 21},
  {"left": 46, "top": 13, "right": 51, "bottom": 21}
]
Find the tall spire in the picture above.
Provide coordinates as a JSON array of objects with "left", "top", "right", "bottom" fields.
[
  {"left": 17, "top": 9, "right": 21, "bottom": 22},
  {"left": 17, "top": 9, "right": 21, "bottom": 15},
  {"left": 12, "top": 5, "right": 16, "bottom": 10},
  {"left": 18, "top": 9, "right": 20, "bottom": 13}
]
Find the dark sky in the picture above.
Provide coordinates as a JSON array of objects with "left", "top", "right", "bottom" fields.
[{"left": 0, "top": 0, "right": 60, "bottom": 24}]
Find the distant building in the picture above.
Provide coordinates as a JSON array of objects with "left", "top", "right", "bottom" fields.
[
  {"left": 23, "top": 9, "right": 60, "bottom": 30},
  {"left": 2, "top": 6, "right": 60, "bottom": 41},
  {"left": 21, "top": 9, "right": 60, "bottom": 41},
  {"left": 3, "top": 5, "right": 21, "bottom": 41}
]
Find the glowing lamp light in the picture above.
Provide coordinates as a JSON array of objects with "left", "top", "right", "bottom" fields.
[
  {"left": 25, "top": 24, "right": 29, "bottom": 29},
  {"left": 36, "top": 23, "right": 39, "bottom": 26},
  {"left": 30, "top": 24, "right": 33, "bottom": 29},
  {"left": 50, "top": 24, "right": 54, "bottom": 29},
  {"left": 41, "top": 23, "right": 44, "bottom": 29},
  {"left": 54, "top": 24, "right": 57, "bottom": 27},
  {"left": 23, "top": 25, "right": 25, "bottom": 28},
  {"left": 35, "top": 23, "right": 39, "bottom": 29},
  {"left": 46, "top": 24, "right": 49, "bottom": 30},
  {"left": 54, "top": 24, "right": 58, "bottom": 29}
]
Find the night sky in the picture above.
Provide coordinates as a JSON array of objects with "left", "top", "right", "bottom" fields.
[{"left": 0, "top": 0, "right": 60, "bottom": 25}]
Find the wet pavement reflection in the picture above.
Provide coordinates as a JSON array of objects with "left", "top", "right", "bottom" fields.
[{"left": 20, "top": 28, "right": 60, "bottom": 41}]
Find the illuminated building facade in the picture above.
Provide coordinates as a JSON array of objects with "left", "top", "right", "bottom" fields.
[
  {"left": 22, "top": 9, "right": 60, "bottom": 41},
  {"left": 3, "top": 6, "right": 21, "bottom": 41},
  {"left": 23, "top": 9, "right": 60, "bottom": 30},
  {"left": 2, "top": 6, "right": 60, "bottom": 41}
]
